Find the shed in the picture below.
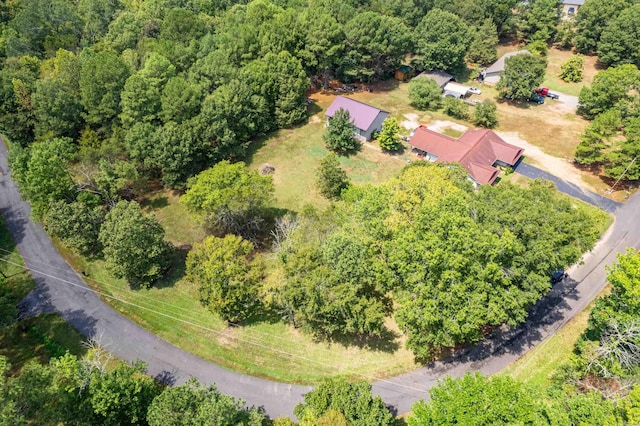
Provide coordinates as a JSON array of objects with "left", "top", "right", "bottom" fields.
[
  {"left": 414, "top": 70, "right": 454, "bottom": 89},
  {"left": 395, "top": 65, "right": 413, "bottom": 82},
  {"left": 482, "top": 50, "right": 530, "bottom": 85},
  {"left": 443, "top": 82, "right": 471, "bottom": 99},
  {"left": 325, "top": 96, "right": 389, "bottom": 141}
]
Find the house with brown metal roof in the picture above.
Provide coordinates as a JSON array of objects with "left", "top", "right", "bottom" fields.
[
  {"left": 408, "top": 126, "right": 524, "bottom": 185},
  {"left": 325, "top": 96, "right": 389, "bottom": 141}
]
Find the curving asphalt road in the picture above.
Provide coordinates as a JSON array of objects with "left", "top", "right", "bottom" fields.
[{"left": 1, "top": 136, "right": 639, "bottom": 419}]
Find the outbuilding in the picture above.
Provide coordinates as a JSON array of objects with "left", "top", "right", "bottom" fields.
[
  {"left": 413, "top": 70, "right": 454, "bottom": 89},
  {"left": 443, "top": 82, "right": 471, "bottom": 99},
  {"left": 325, "top": 96, "right": 389, "bottom": 141},
  {"left": 482, "top": 50, "right": 530, "bottom": 85}
]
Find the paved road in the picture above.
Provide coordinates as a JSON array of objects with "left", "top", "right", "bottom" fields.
[
  {"left": 515, "top": 162, "right": 622, "bottom": 213},
  {"left": 0, "top": 139, "right": 311, "bottom": 418},
  {"left": 1, "top": 137, "right": 639, "bottom": 419}
]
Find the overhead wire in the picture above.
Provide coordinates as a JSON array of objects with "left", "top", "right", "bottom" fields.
[{"left": 0, "top": 253, "right": 429, "bottom": 396}]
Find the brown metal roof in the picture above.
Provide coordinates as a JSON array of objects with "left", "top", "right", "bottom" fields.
[{"left": 408, "top": 126, "right": 524, "bottom": 185}]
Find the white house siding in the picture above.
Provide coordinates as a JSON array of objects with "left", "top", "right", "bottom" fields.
[{"left": 363, "top": 112, "right": 389, "bottom": 141}]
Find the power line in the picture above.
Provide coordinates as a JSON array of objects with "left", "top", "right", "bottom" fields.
[
  {"left": 0, "top": 247, "right": 340, "bottom": 352},
  {"left": 0, "top": 255, "right": 428, "bottom": 396}
]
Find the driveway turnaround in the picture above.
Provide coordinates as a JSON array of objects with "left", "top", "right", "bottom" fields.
[
  {"left": 1, "top": 138, "right": 639, "bottom": 419},
  {"left": 515, "top": 162, "right": 621, "bottom": 213}
]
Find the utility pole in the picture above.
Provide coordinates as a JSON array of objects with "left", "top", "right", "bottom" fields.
[{"left": 607, "top": 156, "right": 637, "bottom": 194}]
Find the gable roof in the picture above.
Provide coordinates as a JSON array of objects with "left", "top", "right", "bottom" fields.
[
  {"left": 325, "top": 96, "right": 388, "bottom": 131},
  {"left": 414, "top": 70, "right": 454, "bottom": 88},
  {"left": 485, "top": 50, "right": 530, "bottom": 75},
  {"left": 443, "top": 82, "right": 470, "bottom": 96},
  {"left": 408, "top": 126, "right": 524, "bottom": 184}
]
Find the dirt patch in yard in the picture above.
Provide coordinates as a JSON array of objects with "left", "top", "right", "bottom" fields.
[
  {"left": 497, "top": 131, "right": 597, "bottom": 191},
  {"left": 427, "top": 120, "right": 468, "bottom": 134}
]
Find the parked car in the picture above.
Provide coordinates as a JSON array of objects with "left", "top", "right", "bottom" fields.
[
  {"left": 550, "top": 270, "right": 568, "bottom": 285},
  {"left": 530, "top": 93, "right": 545, "bottom": 104},
  {"left": 343, "top": 84, "right": 357, "bottom": 91},
  {"left": 468, "top": 87, "right": 482, "bottom": 95}
]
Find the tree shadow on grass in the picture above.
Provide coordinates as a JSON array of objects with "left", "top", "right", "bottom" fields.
[
  {"left": 320, "top": 326, "right": 401, "bottom": 354},
  {"left": 140, "top": 196, "right": 169, "bottom": 210},
  {"left": 152, "top": 246, "right": 188, "bottom": 290}
]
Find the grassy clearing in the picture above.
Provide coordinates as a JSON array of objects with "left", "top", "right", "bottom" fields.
[
  {"left": 493, "top": 45, "right": 600, "bottom": 97},
  {"left": 55, "top": 242, "right": 419, "bottom": 384},
  {"left": 0, "top": 217, "right": 85, "bottom": 374},
  {"left": 140, "top": 190, "right": 206, "bottom": 247},
  {"left": 542, "top": 48, "right": 600, "bottom": 97},
  {"left": 500, "top": 298, "right": 597, "bottom": 393}
]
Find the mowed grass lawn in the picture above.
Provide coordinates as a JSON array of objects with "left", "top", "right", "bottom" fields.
[{"left": 57, "top": 243, "right": 419, "bottom": 384}]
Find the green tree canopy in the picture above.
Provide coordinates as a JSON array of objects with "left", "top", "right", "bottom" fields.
[
  {"left": 408, "top": 77, "right": 442, "bottom": 110},
  {"left": 473, "top": 100, "right": 498, "bottom": 128},
  {"left": 340, "top": 12, "right": 411, "bottom": 82},
  {"left": 574, "top": 0, "right": 634, "bottom": 54},
  {"left": 181, "top": 161, "right": 274, "bottom": 238},
  {"left": 560, "top": 54, "right": 585, "bottom": 83},
  {"left": 146, "top": 378, "right": 264, "bottom": 426},
  {"left": 598, "top": 4, "right": 640, "bottom": 68},
  {"left": 467, "top": 18, "right": 498, "bottom": 66},
  {"left": 323, "top": 108, "right": 358, "bottom": 153},
  {"left": 186, "top": 235, "right": 263, "bottom": 323},
  {"left": 409, "top": 373, "right": 541, "bottom": 425},
  {"left": 79, "top": 49, "right": 130, "bottom": 130},
  {"left": 9, "top": 138, "right": 75, "bottom": 220},
  {"left": 416, "top": 8, "right": 472, "bottom": 74},
  {"left": 43, "top": 200, "right": 105, "bottom": 256},
  {"left": 497, "top": 53, "right": 547, "bottom": 101},
  {"left": 378, "top": 117, "right": 402, "bottom": 152},
  {"left": 316, "top": 153, "right": 350, "bottom": 199},
  {"left": 99, "top": 200, "right": 170, "bottom": 287},
  {"left": 294, "top": 378, "right": 394, "bottom": 426}
]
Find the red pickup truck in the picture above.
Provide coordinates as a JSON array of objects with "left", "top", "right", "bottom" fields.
[{"left": 534, "top": 87, "right": 560, "bottom": 100}]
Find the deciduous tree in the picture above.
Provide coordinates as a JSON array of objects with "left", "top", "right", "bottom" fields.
[
  {"left": 294, "top": 379, "right": 394, "bottom": 426},
  {"left": 186, "top": 235, "right": 263, "bottom": 323},
  {"left": 181, "top": 161, "right": 274, "bottom": 238},
  {"left": 377, "top": 118, "right": 402, "bottom": 151},
  {"left": 497, "top": 53, "right": 546, "bottom": 101},
  {"left": 560, "top": 54, "right": 584, "bottom": 82},
  {"left": 146, "top": 378, "right": 264, "bottom": 426},
  {"left": 473, "top": 100, "right": 498, "bottom": 128},
  {"left": 99, "top": 200, "right": 170, "bottom": 288},
  {"left": 409, "top": 373, "right": 541, "bottom": 425},
  {"left": 43, "top": 200, "right": 105, "bottom": 256},
  {"left": 598, "top": 4, "right": 640, "bottom": 68},
  {"left": 574, "top": 0, "right": 633, "bottom": 54},
  {"left": 408, "top": 77, "right": 442, "bottom": 110}
]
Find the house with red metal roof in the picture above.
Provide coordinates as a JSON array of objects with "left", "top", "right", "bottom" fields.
[
  {"left": 408, "top": 126, "right": 524, "bottom": 185},
  {"left": 325, "top": 96, "right": 389, "bottom": 141}
]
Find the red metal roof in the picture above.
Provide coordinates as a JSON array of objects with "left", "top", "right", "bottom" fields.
[{"left": 408, "top": 126, "right": 524, "bottom": 185}]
